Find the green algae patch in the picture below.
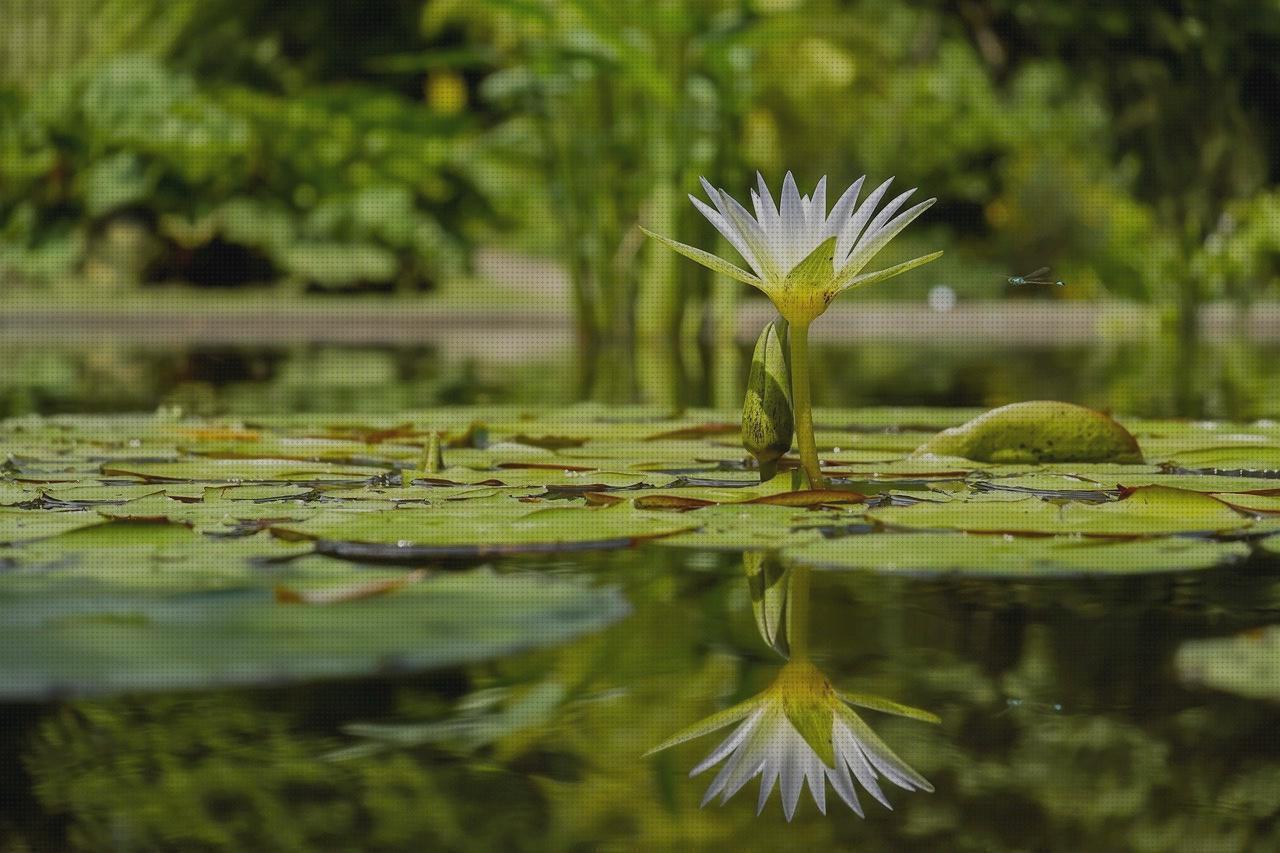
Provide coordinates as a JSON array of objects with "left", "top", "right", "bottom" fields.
[{"left": 910, "top": 401, "right": 1143, "bottom": 464}]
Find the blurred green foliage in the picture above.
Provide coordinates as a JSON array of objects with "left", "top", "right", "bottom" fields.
[
  {"left": 4, "top": 0, "right": 1280, "bottom": 321},
  {"left": 4, "top": 334, "right": 1279, "bottom": 421},
  {"left": 0, "top": 0, "right": 506, "bottom": 292}
]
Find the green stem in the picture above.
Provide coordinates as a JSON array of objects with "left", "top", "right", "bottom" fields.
[
  {"left": 787, "top": 320, "right": 823, "bottom": 488},
  {"left": 785, "top": 564, "right": 812, "bottom": 661}
]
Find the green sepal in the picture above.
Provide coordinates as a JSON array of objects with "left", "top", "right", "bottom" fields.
[
  {"left": 834, "top": 250, "right": 943, "bottom": 295},
  {"left": 643, "top": 696, "right": 760, "bottom": 757},
  {"left": 640, "top": 227, "right": 764, "bottom": 289},
  {"left": 839, "top": 691, "right": 942, "bottom": 724},
  {"left": 783, "top": 692, "right": 836, "bottom": 767},
  {"left": 783, "top": 236, "right": 838, "bottom": 290}
]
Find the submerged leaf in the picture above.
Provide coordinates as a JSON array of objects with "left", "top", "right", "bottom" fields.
[
  {"left": 1177, "top": 626, "right": 1280, "bottom": 702},
  {"left": 788, "top": 531, "right": 1248, "bottom": 575}
]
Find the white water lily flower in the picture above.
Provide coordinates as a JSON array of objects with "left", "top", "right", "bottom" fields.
[
  {"left": 647, "top": 659, "right": 937, "bottom": 821},
  {"left": 642, "top": 172, "right": 941, "bottom": 324}
]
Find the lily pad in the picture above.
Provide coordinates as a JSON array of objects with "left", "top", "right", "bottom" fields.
[
  {"left": 272, "top": 504, "right": 697, "bottom": 559},
  {"left": 910, "top": 401, "right": 1143, "bottom": 464},
  {"left": 101, "top": 459, "right": 388, "bottom": 484},
  {"left": 8, "top": 403, "right": 1280, "bottom": 704},
  {"left": 0, "top": 567, "right": 630, "bottom": 699},
  {"left": 0, "top": 509, "right": 108, "bottom": 544},
  {"left": 866, "top": 486, "right": 1253, "bottom": 537}
]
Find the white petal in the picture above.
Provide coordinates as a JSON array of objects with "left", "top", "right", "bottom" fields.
[
  {"left": 810, "top": 176, "right": 828, "bottom": 224},
  {"left": 718, "top": 708, "right": 784, "bottom": 804},
  {"left": 839, "top": 197, "right": 937, "bottom": 279},
  {"left": 806, "top": 750, "right": 828, "bottom": 816},
  {"left": 718, "top": 190, "right": 782, "bottom": 281},
  {"left": 700, "top": 176, "right": 729, "bottom": 215},
  {"left": 699, "top": 177, "right": 752, "bottom": 248},
  {"left": 756, "top": 764, "right": 780, "bottom": 815},
  {"left": 835, "top": 718, "right": 892, "bottom": 809},
  {"left": 756, "top": 172, "right": 780, "bottom": 224},
  {"left": 690, "top": 707, "right": 764, "bottom": 777},
  {"left": 780, "top": 172, "right": 804, "bottom": 238},
  {"left": 779, "top": 729, "right": 806, "bottom": 821},
  {"left": 826, "top": 176, "right": 866, "bottom": 236},
  {"left": 843, "top": 711, "right": 934, "bottom": 793},
  {"left": 719, "top": 757, "right": 768, "bottom": 806},
  {"left": 835, "top": 177, "right": 893, "bottom": 263},
  {"left": 752, "top": 189, "right": 786, "bottom": 258},
  {"left": 690, "top": 194, "right": 763, "bottom": 278},
  {"left": 826, "top": 752, "right": 865, "bottom": 817},
  {"left": 853, "top": 187, "right": 917, "bottom": 253},
  {"left": 702, "top": 739, "right": 754, "bottom": 806}
]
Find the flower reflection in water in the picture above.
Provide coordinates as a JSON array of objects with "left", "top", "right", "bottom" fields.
[{"left": 647, "top": 557, "right": 938, "bottom": 821}]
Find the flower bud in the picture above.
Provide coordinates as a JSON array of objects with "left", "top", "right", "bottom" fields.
[
  {"left": 744, "top": 551, "right": 790, "bottom": 658},
  {"left": 742, "top": 318, "right": 793, "bottom": 481}
]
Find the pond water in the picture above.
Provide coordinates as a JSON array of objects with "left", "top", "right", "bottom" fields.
[
  {"left": 6, "top": 336, "right": 1280, "bottom": 420},
  {"left": 2, "top": 340, "right": 1280, "bottom": 850},
  {"left": 4, "top": 545, "right": 1280, "bottom": 850}
]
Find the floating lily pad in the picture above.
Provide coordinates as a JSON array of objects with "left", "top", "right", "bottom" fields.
[
  {"left": 0, "top": 567, "right": 629, "bottom": 699},
  {"left": 0, "top": 509, "right": 108, "bottom": 544},
  {"left": 1160, "top": 446, "right": 1280, "bottom": 469},
  {"left": 101, "top": 459, "right": 386, "bottom": 484},
  {"left": 272, "top": 504, "right": 697, "bottom": 559},
  {"left": 867, "top": 486, "right": 1253, "bottom": 537},
  {"left": 1212, "top": 493, "right": 1280, "bottom": 515},
  {"left": 910, "top": 401, "right": 1143, "bottom": 464},
  {"left": 651, "top": 504, "right": 829, "bottom": 551},
  {"left": 10, "top": 526, "right": 312, "bottom": 588}
]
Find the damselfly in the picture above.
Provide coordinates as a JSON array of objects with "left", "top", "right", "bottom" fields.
[
  {"left": 995, "top": 697, "right": 1065, "bottom": 717},
  {"left": 1007, "top": 267, "right": 1064, "bottom": 287}
]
